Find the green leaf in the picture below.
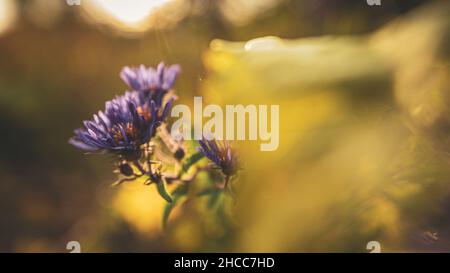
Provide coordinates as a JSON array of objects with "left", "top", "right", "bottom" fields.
[
  {"left": 156, "top": 179, "right": 173, "bottom": 203},
  {"left": 196, "top": 188, "right": 216, "bottom": 197},
  {"left": 162, "top": 184, "right": 188, "bottom": 229},
  {"left": 207, "top": 189, "right": 222, "bottom": 209},
  {"left": 182, "top": 152, "right": 204, "bottom": 172}
]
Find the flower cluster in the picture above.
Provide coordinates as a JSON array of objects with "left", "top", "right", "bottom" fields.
[
  {"left": 70, "top": 62, "right": 239, "bottom": 227},
  {"left": 70, "top": 63, "right": 177, "bottom": 160}
]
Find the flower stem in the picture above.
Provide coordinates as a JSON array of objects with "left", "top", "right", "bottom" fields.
[{"left": 133, "top": 160, "right": 147, "bottom": 175}]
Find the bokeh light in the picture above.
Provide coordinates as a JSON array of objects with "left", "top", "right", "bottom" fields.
[
  {"left": 218, "top": 0, "right": 284, "bottom": 26},
  {"left": 81, "top": 0, "right": 189, "bottom": 35},
  {"left": 0, "top": 0, "right": 18, "bottom": 37}
]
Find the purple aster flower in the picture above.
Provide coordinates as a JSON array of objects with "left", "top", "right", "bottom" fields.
[
  {"left": 120, "top": 62, "right": 180, "bottom": 107},
  {"left": 105, "top": 90, "right": 173, "bottom": 127},
  {"left": 69, "top": 92, "right": 173, "bottom": 160},
  {"left": 197, "top": 137, "right": 239, "bottom": 180}
]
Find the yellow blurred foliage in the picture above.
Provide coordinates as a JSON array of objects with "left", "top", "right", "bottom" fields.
[
  {"left": 113, "top": 182, "right": 169, "bottom": 237},
  {"left": 197, "top": 1, "right": 450, "bottom": 252}
]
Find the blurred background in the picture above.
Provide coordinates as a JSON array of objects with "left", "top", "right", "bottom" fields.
[{"left": 0, "top": 0, "right": 449, "bottom": 252}]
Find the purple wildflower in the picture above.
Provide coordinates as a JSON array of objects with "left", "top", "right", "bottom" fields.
[
  {"left": 197, "top": 137, "right": 239, "bottom": 179},
  {"left": 120, "top": 62, "right": 180, "bottom": 107},
  {"left": 69, "top": 92, "right": 173, "bottom": 160}
]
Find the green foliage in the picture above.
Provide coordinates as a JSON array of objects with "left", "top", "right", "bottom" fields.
[
  {"left": 162, "top": 184, "right": 189, "bottom": 229},
  {"left": 182, "top": 152, "right": 204, "bottom": 172},
  {"left": 156, "top": 179, "right": 173, "bottom": 203}
]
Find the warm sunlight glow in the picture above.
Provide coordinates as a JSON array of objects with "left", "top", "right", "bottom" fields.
[
  {"left": 81, "top": 0, "right": 188, "bottom": 35},
  {"left": 91, "top": 0, "right": 168, "bottom": 26},
  {"left": 0, "top": 0, "right": 18, "bottom": 37}
]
